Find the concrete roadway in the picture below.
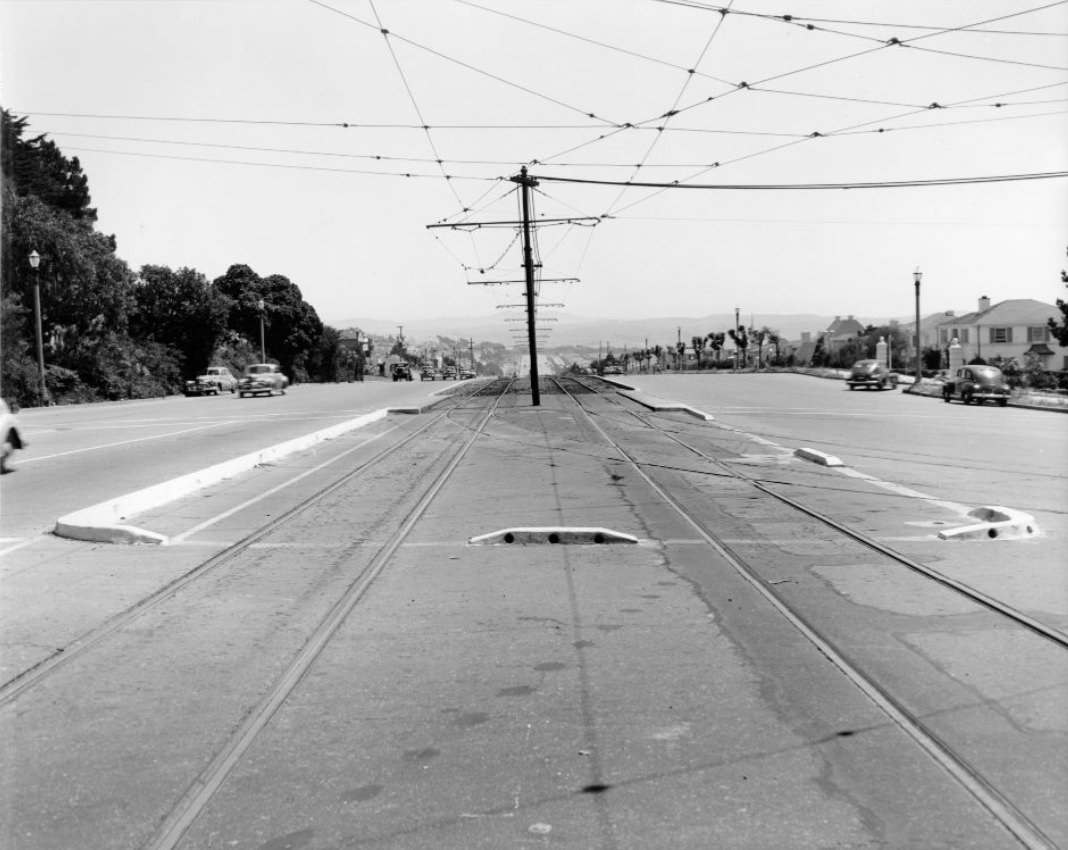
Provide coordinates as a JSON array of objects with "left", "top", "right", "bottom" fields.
[
  {"left": 1, "top": 373, "right": 1065, "bottom": 849},
  {"left": 0, "top": 378, "right": 451, "bottom": 544}
]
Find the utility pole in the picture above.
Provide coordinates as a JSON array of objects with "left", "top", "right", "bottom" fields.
[
  {"left": 425, "top": 171, "right": 597, "bottom": 406},
  {"left": 513, "top": 166, "right": 541, "bottom": 405}
]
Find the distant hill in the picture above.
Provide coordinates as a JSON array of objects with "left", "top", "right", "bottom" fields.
[{"left": 326, "top": 312, "right": 920, "bottom": 349}]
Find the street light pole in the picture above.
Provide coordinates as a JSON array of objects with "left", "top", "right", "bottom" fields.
[
  {"left": 28, "top": 250, "right": 46, "bottom": 405},
  {"left": 258, "top": 299, "right": 266, "bottom": 362},
  {"left": 913, "top": 268, "right": 923, "bottom": 383}
]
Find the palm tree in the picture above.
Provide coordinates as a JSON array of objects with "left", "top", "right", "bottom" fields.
[
  {"left": 706, "top": 332, "right": 725, "bottom": 365},
  {"left": 728, "top": 325, "right": 749, "bottom": 368}
]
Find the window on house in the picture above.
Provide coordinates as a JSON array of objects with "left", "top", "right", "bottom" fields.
[
  {"left": 1027, "top": 326, "right": 1050, "bottom": 343},
  {"left": 940, "top": 329, "right": 949, "bottom": 345},
  {"left": 990, "top": 327, "right": 1012, "bottom": 344},
  {"left": 961, "top": 329, "right": 969, "bottom": 344}
]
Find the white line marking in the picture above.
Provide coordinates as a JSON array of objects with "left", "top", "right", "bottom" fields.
[{"left": 20, "top": 422, "right": 235, "bottom": 463}]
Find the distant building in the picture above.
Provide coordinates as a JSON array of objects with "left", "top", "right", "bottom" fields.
[
  {"left": 823, "top": 315, "right": 866, "bottom": 355},
  {"left": 934, "top": 296, "right": 1060, "bottom": 368}
]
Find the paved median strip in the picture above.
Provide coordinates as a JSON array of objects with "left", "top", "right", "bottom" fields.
[{"left": 54, "top": 409, "right": 389, "bottom": 545}]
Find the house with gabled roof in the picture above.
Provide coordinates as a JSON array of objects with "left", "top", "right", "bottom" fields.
[{"left": 935, "top": 296, "right": 1060, "bottom": 368}]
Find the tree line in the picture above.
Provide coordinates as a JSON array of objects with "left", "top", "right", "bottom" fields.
[{"left": 1, "top": 110, "right": 347, "bottom": 407}]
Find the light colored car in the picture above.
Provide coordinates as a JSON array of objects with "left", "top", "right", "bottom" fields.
[
  {"left": 184, "top": 365, "right": 238, "bottom": 396},
  {"left": 1, "top": 399, "right": 24, "bottom": 473},
  {"left": 239, "top": 363, "right": 289, "bottom": 397},
  {"left": 846, "top": 359, "right": 896, "bottom": 391},
  {"left": 420, "top": 368, "right": 439, "bottom": 381}
]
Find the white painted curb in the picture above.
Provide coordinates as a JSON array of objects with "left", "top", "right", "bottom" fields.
[
  {"left": 618, "top": 389, "right": 714, "bottom": 421},
  {"left": 54, "top": 409, "right": 389, "bottom": 545},
  {"left": 794, "top": 447, "right": 845, "bottom": 467},
  {"left": 937, "top": 506, "right": 1039, "bottom": 541}
]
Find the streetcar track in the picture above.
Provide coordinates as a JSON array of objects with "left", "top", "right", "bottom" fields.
[
  {"left": 0, "top": 382, "right": 497, "bottom": 707},
  {"left": 557, "top": 376, "right": 1068, "bottom": 650},
  {"left": 140, "top": 379, "right": 514, "bottom": 850},
  {"left": 552, "top": 375, "right": 1060, "bottom": 850}
]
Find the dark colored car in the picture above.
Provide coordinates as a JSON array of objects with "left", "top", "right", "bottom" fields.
[
  {"left": 942, "top": 365, "right": 1010, "bottom": 406},
  {"left": 239, "top": 363, "right": 290, "bottom": 397},
  {"left": 391, "top": 363, "right": 413, "bottom": 381},
  {"left": 846, "top": 359, "right": 896, "bottom": 391},
  {"left": 420, "top": 367, "right": 439, "bottom": 381}
]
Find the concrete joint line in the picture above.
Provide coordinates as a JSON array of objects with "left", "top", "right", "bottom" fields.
[{"left": 54, "top": 409, "right": 389, "bottom": 545}]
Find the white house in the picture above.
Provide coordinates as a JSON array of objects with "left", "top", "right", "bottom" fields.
[{"left": 934, "top": 296, "right": 1060, "bottom": 368}]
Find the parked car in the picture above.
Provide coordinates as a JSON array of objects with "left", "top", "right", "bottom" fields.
[
  {"left": 441, "top": 367, "right": 456, "bottom": 380},
  {"left": 459, "top": 369, "right": 476, "bottom": 380},
  {"left": 420, "top": 367, "right": 439, "bottom": 381},
  {"left": 601, "top": 365, "right": 623, "bottom": 376},
  {"left": 184, "top": 365, "right": 238, "bottom": 396},
  {"left": 238, "top": 363, "right": 289, "bottom": 397},
  {"left": 942, "top": 365, "right": 1010, "bottom": 406},
  {"left": 391, "top": 363, "right": 413, "bottom": 382},
  {"left": 1, "top": 399, "right": 24, "bottom": 474},
  {"left": 846, "top": 359, "right": 896, "bottom": 391}
]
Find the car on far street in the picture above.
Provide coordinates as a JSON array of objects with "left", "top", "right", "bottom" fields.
[
  {"left": 459, "top": 369, "right": 476, "bottom": 380},
  {"left": 846, "top": 359, "right": 896, "bottom": 391},
  {"left": 942, "top": 365, "right": 1010, "bottom": 406},
  {"left": 391, "top": 363, "right": 413, "bottom": 382},
  {"left": 1, "top": 399, "right": 24, "bottom": 474},
  {"left": 420, "top": 367, "right": 439, "bottom": 381},
  {"left": 184, "top": 365, "right": 238, "bottom": 396},
  {"left": 239, "top": 363, "right": 289, "bottom": 397},
  {"left": 442, "top": 367, "right": 456, "bottom": 380},
  {"left": 601, "top": 365, "right": 624, "bottom": 376}
]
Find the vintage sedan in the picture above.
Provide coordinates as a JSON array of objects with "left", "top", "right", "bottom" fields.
[
  {"left": 846, "top": 359, "right": 896, "bottom": 391},
  {"left": 184, "top": 366, "right": 238, "bottom": 396},
  {"left": 238, "top": 363, "right": 289, "bottom": 398},
  {"left": 942, "top": 365, "right": 1010, "bottom": 406}
]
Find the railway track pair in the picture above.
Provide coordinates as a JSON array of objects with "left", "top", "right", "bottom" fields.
[{"left": 3, "top": 376, "right": 1063, "bottom": 849}]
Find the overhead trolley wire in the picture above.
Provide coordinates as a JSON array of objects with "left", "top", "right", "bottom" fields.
[
  {"left": 453, "top": 0, "right": 736, "bottom": 88},
  {"left": 365, "top": 0, "right": 467, "bottom": 210},
  {"left": 603, "top": 0, "right": 736, "bottom": 218},
  {"left": 306, "top": 0, "right": 623, "bottom": 127},
  {"left": 533, "top": 170, "right": 1068, "bottom": 191},
  {"left": 56, "top": 146, "right": 501, "bottom": 181}
]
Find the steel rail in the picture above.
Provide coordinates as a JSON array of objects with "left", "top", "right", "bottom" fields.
[
  {"left": 552, "top": 375, "right": 1058, "bottom": 850},
  {"left": 0, "top": 386, "right": 493, "bottom": 707},
  {"left": 140, "top": 378, "right": 514, "bottom": 850},
  {"left": 562, "top": 376, "right": 1068, "bottom": 650}
]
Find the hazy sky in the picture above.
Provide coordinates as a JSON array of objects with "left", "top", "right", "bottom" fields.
[{"left": 3, "top": 0, "right": 1066, "bottom": 328}]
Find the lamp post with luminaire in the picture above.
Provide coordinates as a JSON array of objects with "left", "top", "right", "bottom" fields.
[
  {"left": 28, "top": 250, "right": 47, "bottom": 405},
  {"left": 913, "top": 268, "right": 923, "bottom": 384},
  {"left": 257, "top": 299, "right": 266, "bottom": 363}
]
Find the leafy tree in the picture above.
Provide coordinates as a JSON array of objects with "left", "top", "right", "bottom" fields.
[
  {"left": 2, "top": 109, "right": 96, "bottom": 222},
  {"left": 132, "top": 265, "right": 229, "bottom": 378},
  {"left": 1048, "top": 247, "right": 1068, "bottom": 346},
  {"left": 810, "top": 334, "right": 827, "bottom": 367}
]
